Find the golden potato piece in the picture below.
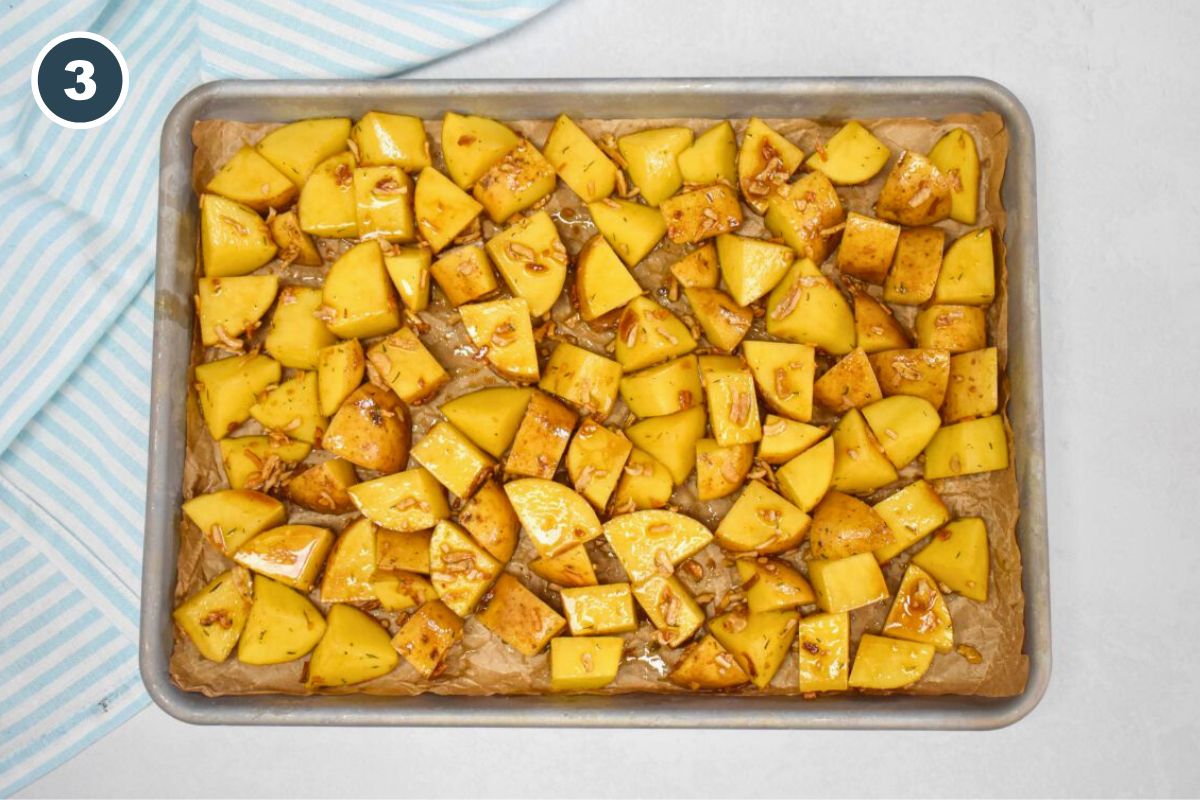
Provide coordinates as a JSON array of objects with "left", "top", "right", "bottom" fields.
[
  {"left": 367, "top": 326, "right": 448, "bottom": 405},
  {"left": 411, "top": 421, "right": 496, "bottom": 500},
  {"left": 264, "top": 285, "right": 337, "bottom": 370},
  {"left": 440, "top": 386, "right": 533, "bottom": 459},
  {"left": 738, "top": 117, "right": 804, "bottom": 213},
  {"left": 385, "top": 246, "right": 433, "bottom": 313},
  {"left": 875, "top": 151, "right": 952, "bottom": 226},
  {"left": 669, "top": 634, "right": 750, "bottom": 690},
  {"left": 715, "top": 480, "right": 810, "bottom": 554},
  {"left": 830, "top": 408, "right": 898, "bottom": 494},
  {"left": 565, "top": 419, "right": 632, "bottom": 511},
  {"left": 504, "top": 477, "right": 602, "bottom": 557},
  {"left": 610, "top": 447, "right": 674, "bottom": 512},
  {"left": 319, "top": 518, "right": 378, "bottom": 605},
  {"left": 233, "top": 525, "right": 334, "bottom": 593},
  {"left": 429, "top": 519, "right": 501, "bottom": 617},
  {"left": 923, "top": 414, "right": 1008, "bottom": 479},
  {"left": 808, "top": 552, "right": 889, "bottom": 613},
  {"left": 441, "top": 112, "right": 519, "bottom": 189},
  {"left": 614, "top": 296, "right": 697, "bottom": 372},
  {"left": 550, "top": 636, "right": 623, "bottom": 691},
  {"left": 685, "top": 287, "right": 752, "bottom": 352},
  {"left": 206, "top": 145, "right": 296, "bottom": 213},
  {"left": 916, "top": 305, "right": 987, "bottom": 354},
  {"left": 942, "top": 347, "right": 999, "bottom": 423},
  {"left": 660, "top": 183, "right": 742, "bottom": 244},
  {"left": 883, "top": 564, "right": 954, "bottom": 653},
  {"left": 766, "top": 259, "right": 856, "bottom": 356},
  {"left": 391, "top": 599, "right": 464, "bottom": 678},
  {"left": 413, "top": 166, "right": 483, "bottom": 253},
  {"left": 883, "top": 226, "right": 945, "bottom": 306},
  {"left": 197, "top": 275, "right": 278, "bottom": 348},
  {"left": 716, "top": 233, "right": 794, "bottom": 307},
  {"left": 485, "top": 210, "right": 569, "bottom": 318},
  {"left": 308, "top": 604, "right": 398, "bottom": 688},
  {"left": 812, "top": 348, "right": 883, "bottom": 413},
  {"left": 249, "top": 371, "right": 326, "bottom": 444},
  {"left": 560, "top": 582, "right": 637, "bottom": 636},
  {"left": 476, "top": 574, "right": 566, "bottom": 656},
  {"left": 285, "top": 458, "right": 358, "bottom": 515},
  {"left": 372, "top": 571, "right": 437, "bottom": 612},
  {"left": 172, "top": 568, "right": 252, "bottom": 663},
  {"left": 348, "top": 467, "right": 450, "bottom": 532},
  {"left": 837, "top": 212, "right": 900, "bottom": 285},
  {"left": 617, "top": 126, "right": 693, "bottom": 206},
  {"left": 850, "top": 286, "right": 911, "bottom": 354},
  {"left": 704, "top": 365, "right": 762, "bottom": 448},
  {"left": 928, "top": 127, "right": 980, "bottom": 224},
  {"left": 199, "top": 193, "right": 276, "bottom": 278},
  {"left": 626, "top": 405, "right": 706, "bottom": 485},
  {"left": 376, "top": 528, "right": 431, "bottom": 574},
  {"left": 182, "top": 489, "right": 285, "bottom": 556},
  {"left": 678, "top": 120, "right": 737, "bottom": 187},
  {"left": 351, "top": 111, "right": 429, "bottom": 171},
  {"left": 298, "top": 151, "right": 357, "bottom": 238},
  {"left": 736, "top": 557, "right": 814, "bottom": 613},
  {"left": 619, "top": 355, "right": 703, "bottom": 419},
  {"left": 430, "top": 244, "right": 498, "bottom": 307},
  {"left": 871, "top": 479, "right": 951, "bottom": 564},
  {"left": 862, "top": 394, "right": 942, "bottom": 469},
  {"left": 354, "top": 165, "right": 415, "bottom": 242},
  {"left": 255, "top": 117, "right": 351, "bottom": 187},
  {"left": 460, "top": 298, "right": 540, "bottom": 384},
  {"left": 540, "top": 342, "right": 623, "bottom": 418},
  {"left": 912, "top": 517, "right": 990, "bottom": 601},
  {"left": 809, "top": 490, "right": 893, "bottom": 560},
  {"left": 474, "top": 139, "right": 558, "bottom": 223},
  {"left": 456, "top": 479, "right": 520, "bottom": 564},
  {"left": 602, "top": 509, "right": 713, "bottom": 583},
  {"left": 796, "top": 612, "right": 850, "bottom": 693},
  {"left": 763, "top": 171, "right": 844, "bottom": 265},
  {"left": 317, "top": 339, "right": 365, "bottom": 417},
  {"left": 587, "top": 197, "right": 666, "bottom": 267},
  {"left": 237, "top": 575, "right": 325, "bottom": 666},
  {"left": 321, "top": 383, "right": 411, "bottom": 474},
  {"left": 757, "top": 416, "right": 827, "bottom": 465},
  {"left": 669, "top": 242, "right": 719, "bottom": 289},
  {"left": 695, "top": 438, "right": 754, "bottom": 501},
  {"left": 505, "top": 390, "right": 577, "bottom": 479},
  {"left": 742, "top": 340, "right": 815, "bottom": 422},
  {"left": 848, "top": 634, "right": 934, "bottom": 690},
  {"left": 933, "top": 228, "right": 995, "bottom": 305},
  {"left": 806, "top": 121, "right": 890, "bottom": 185},
  {"left": 529, "top": 543, "right": 598, "bottom": 588},
  {"left": 632, "top": 575, "right": 704, "bottom": 647},
  {"left": 709, "top": 608, "right": 799, "bottom": 688},
  {"left": 268, "top": 209, "right": 321, "bottom": 267},
  {"left": 869, "top": 348, "right": 951, "bottom": 409},
  {"left": 575, "top": 234, "right": 643, "bottom": 323},
  {"left": 775, "top": 437, "right": 834, "bottom": 512},
  {"left": 217, "top": 436, "right": 310, "bottom": 491},
  {"left": 194, "top": 353, "right": 281, "bottom": 440},
  {"left": 542, "top": 114, "right": 617, "bottom": 202}
]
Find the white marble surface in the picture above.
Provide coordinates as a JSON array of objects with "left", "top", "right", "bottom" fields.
[{"left": 20, "top": 0, "right": 1200, "bottom": 795}]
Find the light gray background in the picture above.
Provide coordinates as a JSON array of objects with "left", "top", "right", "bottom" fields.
[{"left": 20, "top": 0, "right": 1200, "bottom": 796}]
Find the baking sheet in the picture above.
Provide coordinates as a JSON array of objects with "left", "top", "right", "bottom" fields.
[{"left": 170, "top": 110, "right": 1026, "bottom": 699}]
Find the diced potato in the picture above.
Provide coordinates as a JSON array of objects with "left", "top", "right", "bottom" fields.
[
  {"left": 602, "top": 509, "right": 713, "bottom": 583},
  {"left": 685, "top": 287, "right": 752, "bottom": 352},
  {"left": 319, "top": 518, "right": 377, "bottom": 604},
  {"left": 376, "top": 528, "right": 431, "bottom": 574},
  {"left": 915, "top": 305, "right": 987, "bottom": 354},
  {"left": 715, "top": 480, "right": 810, "bottom": 554},
  {"left": 565, "top": 419, "right": 632, "bottom": 510},
  {"left": 476, "top": 574, "right": 566, "bottom": 655},
  {"left": 233, "top": 525, "right": 334, "bottom": 592},
  {"left": 255, "top": 117, "right": 351, "bottom": 187},
  {"left": 561, "top": 583, "right": 637, "bottom": 635},
  {"left": 614, "top": 297, "right": 697, "bottom": 372},
  {"left": 321, "top": 383, "right": 411, "bottom": 473},
  {"left": 695, "top": 438, "right": 754, "bottom": 501},
  {"left": 851, "top": 286, "right": 911, "bottom": 354},
  {"left": 194, "top": 353, "right": 281, "bottom": 439},
  {"left": 619, "top": 355, "right": 702, "bottom": 419},
  {"left": 928, "top": 127, "right": 980, "bottom": 224},
  {"left": 384, "top": 246, "right": 432, "bottom": 312},
  {"left": 298, "top": 151, "right": 357, "bottom": 238},
  {"left": 429, "top": 244, "right": 497, "bottom": 306},
  {"left": 308, "top": 604, "right": 398, "bottom": 688},
  {"left": 882, "top": 226, "right": 945, "bottom": 306},
  {"left": 830, "top": 408, "right": 898, "bottom": 494},
  {"left": 198, "top": 276, "right": 278, "bottom": 348},
  {"left": 669, "top": 634, "right": 750, "bottom": 690},
  {"left": 372, "top": 571, "right": 437, "bottom": 612},
  {"left": 173, "top": 568, "right": 253, "bottom": 662},
  {"left": 411, "top": 421, "right": 496, "bottom": 499},
  {"left": 413, "top": 166, "right": 483, "bottom": 253},
  {"left": 474, "top": 139, "right": 558, "bottom": 223},
  {"left": 943, "top": 348, "right": 999, "bottom": 423},
  {"left": 617, "top": 126, "right": 694, "bottom": 206},
  {"left": 183, "top": 489, "right": 285, "bottom": 556},
  {"left": 460, "top": 297, "right": 539, "bottom": 384},
  {"left": 809, "top": 490, "right": 893, "bottom": 560},
  {"left": 806, "top": 121, "right": 890, "bottom": 185},
  {"left": 575, "top": 235, "right": 643, "bottom": 323},
  {"left": 796, "top": 612, "right": 850, "bottom": 692},
  {"left": 441, "top": 112, "right": 519, "bottom": 188},
  {"left": 626, "top": 405, "right": 707, "bottom": 485},
  {"left": 862, "top": 395, "right": 942, "bottom": 469},
  {"left": 351, "top": 112, "right": 429, "bottom": 171},
  {"left": 912, "top": 517, "right": 990, "bottom": 601},
  {"left": 766, "top": 259, "right": 856, "bottom": 356},
  {"left": 217, "top": 436, "right": 310, "bottom": 491},
  {"left": 504, "top": 477, "right": 602, "bottom": 557},
  {"left": 348, "top": 467, "right": 449, "bottom": 532},
  {"left": 847, "top": 634, "right": 934, "bottom": 690},
  {"left": 933, "top": 228, "right": 995, "bottom": 305},
  {"left": 249, "top": 370, "right": 326, "bottom": 444},
  {"left": 876, "top": 151, "right": 952, "bottom": 226},
  {"left": 429, "top": 519, "right": 502, "bottom": 616},
  {"left": 871, "top": 479, "right": 951, "bottom": 563},
  {"left": 268, "top": 209, "right": 322, "bottom": 267},
  {"left": 440, "top": 386, "right": 533, "bottom": 458},
  {"left": 550, "top": 636, "right": 623, "bottom": 691},
  {"left": 709, "top": 608, "right": 799, "bottom": 688},
  {"left": 485, "top": 210, "right": 568, "bottom": 317},
  {"left": 237, "top": 575, "right": 326, "bottom": 665},
  {"left": 505, "top": 390, "right": 578, "bottom": 479},
  {"left": 697, "top": 353, "right": 743, "bottom": 386},
  {"left": 870, "top": 348, "right": 951, "bottom": 408},
  {"left": 678, "top": 120, "right": 737, "bottom": 186},
  {"left": 716, "top": 233, "right": 794, "bottom": 307},
  {"left": 391, "top": 600, "right": 464, "bottom": 678},
  {"left": 924, "top": 414, "right": 1008, "bottom": 479},
  {"left": 776, "top": 437, "right": 835, "bottom": 512},
  {"left": 704, "top": 365, "right": 761, "bottom": 447},
  {"left": 763, "top": 171, "right": 845, "bottom": 265},
  {"left": 587, "top": 197, "right": 666, "bottom": 267},
  {"left": 660, "top": 183, "right": 742, "bottom": 244},
  {"left": 741, "top": 340, "right": 815, "bottom": 422},
  {"left": 813, "top": 348, "right": 883, "bottom": 413},
  {"left": 633, "top": 575, "right": 704, "bottom": 646},
  {"left": 883, "top": 564, "right": 954, "bottom": 652},
  {"left": 207, "top": 145, "right": 297, "bottom": 212},
  {"left": 670, "top": 243, "right": 719, "bottom": 288},
  {"left": 610, "top": 447, "right": 674, "bottom": 511},
  {"left": 354, "top": 165, "right": 415, "bottom": 241},
  {"left": 367, "top": 327, "right": 448, "bottom": 404},
  {"left": 529, "top": 543, "right": 598, "bottom": 588},
  {"left": 837, "top": 213, "right": 900, "bottom": 285},
  {"left": 542, "top": 114, "right": 617, "bottom": 202},
  {"left": 540, "top": 342, "right": 623, "bottom": 418},
  {"left": 456, "top": 479, "right": 520, "bottom": 564},
  {"left": 199, "top": 194, "right": 277, "bottom": 278},
  {"left": 316, "top": 339, "right": 364, "bottom": 418},
  {"left": 738, "top": 118, "right": 804, "bottom": 213},
  {"left": 736, "top": 558, "right": 815, "bottom": 612},
  {"left": 758, "top": 416, "right": 827, "bottom": 465},
  {"left": 808, "top": 552, "right": 889, "bottom": 613},
  {"left": 264, "top": 285, "right": 337, "bottom": 370}
]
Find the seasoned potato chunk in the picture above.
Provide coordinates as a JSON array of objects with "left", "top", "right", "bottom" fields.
[
  {"left": 206, "top": 146, "right": 296, "bottom": 212},
  {"left": 255, "top": 117, "right": 351, "bottom": 187},
  {"left": 695, "top": 439, "right": 754, "bottom": 501},
  {"left": 237, "top": 575, "right": 326, "bottom": 665},
  {"left": 194, "top": 353, "right": 281, "bottom": 440},
  {"left": 763, "top": 171, "right": 845, "bottom": 265},
  {"left": 268, "top": 209, "right": 321, "bottom": 267},
  {"left": 540, "top": 342, "right": 623, "bottom": 418},
  {"left": 371, "top": 571, "right": 437, "bottom": 612},
  {"left": 587, "top": 197, "right": 666, "bottom": 267},
  {"left": 376, "top": 528, "right": 431, "bottom": 574},
  {"left": 615, "top": 297, "right": 697, "bottom": 372},
  {"left": 460, "top": 297, "right": 539, "bottom": 384},
  {"left": 485, "top": 210, "right": 569, "bottom": 317},
  {"left": 575, "top": 234, "right": 643, "bottom": 322},
  {"left": 633, "top": 575, "right": 704, "bottom": 646},
  {"left": 869, "top": 348, "right": 951, "bottom": 408},
  {"left": 685, "top": 287, "right": 752, "bottom": 352},
  {"left": 703, "top": 365, "right": 761, "bottom": 447},
  {"left": 217, "top": 436, "right": 310, "bottom": 491},
  {"left": 933, "top": 228, "right": 995, "bottom": 305},
  {"left": 610, "top": 447, "right": 674, "bottom": 511},
  {"left": 766, "top": 259, "right": 856, "bottom": 356},
  {"left": 808, "top": 552, "right": 889, "bottom": 613},
  {"left": 411, "top": 421, "right": 496, "bottom": 499},
  {"left": 183, "top": 489, "right": 285, "bottom": 556},
  {"left": 173, "top": 568, "right": 253, "bottom": 662},
  {"left": 851, "top": 286, "right": 911, "bottom": 354},
  {"left": 307, "top": 605, "right": 398, "bottom": 688},
  {"left": 392, "top": 600, "right": 464, "bottom": 678},
  {"left": 384, "top": 246, "right": 432, "bottom": 311},
  {"left": 440, "top": 386, "right": 532, "bottom": 458},
  {"left": 367, "top": 326, "right": 449, "bottom": 404},
  {"left": 619, "top": 355, "right": 702, "bottom": 419},
  {"left": 928, "top": 127, "right": 980, "bottom": 224},
  {"left": 924, "top": 414, "right": 1008, "bottom": 479},
  {"left": 550, "top": 636, "right": 623, "bottom": 691},
  {"left": 429, "top": 519, "right": 501, "bottom": 616},
  {"left": 915, "top": 305, "right": 987, "bottom": 353},
  {"left": 354, "top": 165, "right": 415, "bottom": 242},
  {"left": 715, "top": 480, "right": 810, "bottom": 554},
  {"left": 809, "top": 490, "right": 893, "bottom": 560},
  {"left": 529, "top": 543, "right": 598, "bottom": 588},
  {"left": 736, "top": 557, "right": 815, "bottom": 612},
  {"left": 348, "top": 467, "right": 449, "bottom": 532},
  {"left": 617, "top": 126, "right": 693, "bottom": 206},
  {"left": 942, "top": 347, "right": 999, "bottom": 423},
  {"left": 677, "top": 121, "right": 737, "bottom": 186},
  {"left": 561, "top": 583, "right": 637, "bottom": 635},
  {"left": 351, "top": 111, "right": 429, "bottom": 170},
  {"left": 316, "top": 339, "right": 364, "bottom": 417},
  {"left": 199, "top": 194, "right": 276, "bottom": 277},
  {"left": 321, "top": 384, "right": 411, "bottom": 474},
  {"left": 796, "top": 612, "right": 850, "bottom": 692},
  {"left": 565, "top": 419, "right": 632, "bottom": 511},
  {"left": 742, "top": 340, "right": 816, "bottom": 422},
  {"left": 264, "top": 285, "right": 337, "bottom": 370},
  {"left": 602, "top": 510, "right": 713, "bottom": 583},
  {"left": 830, "top": 408, "right": 898, "bottom": 494},
  {"left": 862, "top": 395, "right": 942, "bottom": 469},
  {"left": 669, "top": 634, "right": 750, "bottom": 690},
  {"left": 813, "top": 348, "right": 883, "bottom": 413},
  {"left": 883, "top": 226, "right": 945, "bottom": 306},
  {"left": 709, "top": 608, "right": 799, "bottom": 688},
  {"left": 883, "top": 564, "right": 954, "bottom": 652},
  {"left": 669, "top": 242, "right": 719, "bottom": 288},
  {"left": 505, "top": 390, "right": 578, "bottom": 479},
  {"left": 474, "top": 139, "right": 557, "bottom": 223},
  {"left": 660, "top": 183, "right": 742, "bottom": 244},
  {"left": 504, "top": 478, "right": 602, "bottom": 557},
  {"left": 806, "top": 121, "right": 890, "bottom": 185},
  {"left": 298, "top": 151, "right": 357, "bottom": 238},
  {"left": 837, "top": 213, "right": 900, "bottom": 284},
  {"left": 319, "top": 518, "right": 378, "bottom": 605},
  {"left": 758, "top": 416, "right": 827, "bottom": 465},
  {"left": 476, "top": 574, "right": 566, "bottom": 655},
  {"left": 197, "top": 275, "right": 278, "bottom": 348},
  {"left": 413, "top": 166, "right": 483, "bottom": 253},
  {"left": 249, "top": 371, "right": 326, "bottom": 444},
  {"left": 912, "top": 517, "right": 990, "bottom": 601},
  {"left": 626, "top": 405, "right": 707, "bottom": 485},
  {"left": 738, "top": 117, "right": 804, "bottom": 213},
  {"left": 441, "top": 112, "right": 519, "bottom": 188},
  {"left": 456, "top": 479, "right": 521, "bottom": 564},
  {"left": 716, "top": 233, "right": 794, "bottom": 307},
  {"left": 848, "top": 634, "right": 934, "bottom": 690},
  {"left": 233, "top": 525, "right": 334, "bottom": 593},
  {"left": 875, "top": 151, "right": 952, "bottom": 226},
  {"left": 430, "top": 244, "right": 497, "bottom": 306},
  {"left": 542, "top": 114, "right": 617, "bottom": 201},
  {"left": 775, "top": 437, "right": 834, "bottom": 513},
  {"left": 871, "top": 479, "right": 951, "bottom": 564}
]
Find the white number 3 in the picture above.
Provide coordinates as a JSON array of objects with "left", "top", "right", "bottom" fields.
[{"left": 63, "top": 59, "right": 96, "bottom": 101}]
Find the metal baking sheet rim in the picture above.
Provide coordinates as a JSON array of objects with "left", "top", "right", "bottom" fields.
[{"left": 141, "top": 77, "right": 1050, "bottom": 730}]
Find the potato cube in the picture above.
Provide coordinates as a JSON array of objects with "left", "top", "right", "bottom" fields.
[
  {"left": 183, "top": 489, "right": 285, "bottom": 556},
  {"left": 775, "top": 437, "right": 835, "bottom": 512},
  {"left": 796, "top": 612, "right": 850, "bottom": 692},
  {"left": 321, "top": 383, "right": 411, "bottom": 474},
  {"left": 348, "top": 467, "right": 450, "bottom": 532},
  {"left": 875, "top": 151, "right": 952, "bottom": 226},
  {"left": 351, "top": 112, "right": 429, "bottom": 171},
  {"left": 626, "top": 405, "right": 707, "bottom": 485},
  {"left": 614, "top": 296, "right": 697, "bottom": 371},
  {"left": 830, "top": 408, "right": 898, "bottom": 494},
  {"left": 411, "top": 421, "right": 496, "bottom": 499},
  {"left": 249, "top": 370, "right": 326, "bottom": 444},
  {"left": 268, "top": 209, "right": 321, "bottom": 267},
  {"left": 678, "top": 120, "right": 737, "bottom": 186},
  {"left": 457, "top": 479, "right": 520, "bottom": 563},
  {"left": 758, "top": 416, "right": 827, "bottom": 465},
  {"left": 237, "top": 575, "right": 326, "bottom": 665},
  {"left": 172, "top": 568, "right": 252, "bottom": 662},
  {"left": 709, "top": 608, "right": 799, "bottom": 688},
  {"left": 741, "top": 340, "right": 815, "bottom": 422},
  {"left": 668, "top": 245, "right": 718, "bottom": 291},
  {"left": 923, "top": 414, "right": 1008, "bottom": 479},
  {"left": 199, "top": 194, "right": 277, "bottom": 278},
  {"left": 319, "top": 518, "right": 378, "bottom": 605},
  {"left": 476, "top": 574, "right": 566, "bottom": 656},
  {"left": 439, "top": 386, "right": 532, "bottom": 458},
  {"left": 376, "top": 528, "right": 431, "bottom": 574},
  {"left": 912, "top": 517, "right": 990, "bottom": 601},
  {"left": 668, "top": 634, "right": 750, "bottom": 690},
  {"left": 617, "top": 126, "right": 694, "bottom": 206},
  {"left": 738, "top": 117, "right": 804, "bottom": 213},
  {"left": 928, "top": 127, "right": 980, "bottom": 224},
  {"left": 806, "top": 121, "right": 890, "bottom": 185},
  {"left": 474, "top": 139, "right": 557, "bottom": 223},
  {"left": 813, "top": 348, "right": 883, "bottom": 413},
  {"left": 942, "top": 347, "right": 999, "bottom": 423},
  {"left": 485, "top": 210, "right": 569, "bottom": 317},
  {"left": 660, "top": 183, "right": 742, "bottom": 244},
  {"left": 601, "top": 509, "right": 713, "bottom": 583},
  {"left": 540, "top": 342, "right": 623, "bottom": 418},
  {"left": 632, "top": 575, "right": 704, "bottom": 647},
  {"left": 714, "top": 480, "right": 810, "bottom": 554},
  {"left": 685, "top": 287, "right": 752, "bottom": 352},
  {"left": 933, "top": 228, "right": 995, "bottom": 305},
  {"left": 505, "top": 390, "right": 578, "bottom": 479},
  {"left": 384, "top": 246, "right": 432, "bottom": 312},
  {"left": 716, "top": 233, "right": 794, "bottom": 306},
  {"left": 430, "top": 244, "right": 498, "bottom": 306},
  {"left": 766, "top": 259, "right": 856, "bottom": 356},
  {"left": 808, "top": 552, "right": 889, "bottom": 613},
  {"left": 587, "top": 197, "right": 666, "bottom": 267},
  {"left": 848, "top": 634, "right": 935, "bottom": 690},
  {"left": 217, "top": 436, "right": 310, "bottom": 491},
  {"left": 871, "top": 479, "right": 951, "bottom": 564},
  {"left": 197, "top": 275, "right": 278, "bottom": 348},
  {"left": 736, "top": 557, "right": 815, "bottom": 613},
  {"left": 619, "top": 355, "right": 703, "bottom": 419},
  {"left": 307, "top": 604, "right": 399, "bottom": 687},
  {"left": 704, "top": 366, "right": 761, "bottom": 447},
  {"left": 560, "top": 583, "right": 637, "bottom": 635},
  {"left": 206, "top": 146, "right": 296, "bottom": 213},
  {"left": 354, "top": 165, "right": 415, "bottom": 242},
  {"left": 542, "top": 114, "right": 617, "bottom": 201},
  {"left": 869, "top": 348, "right": 951, "bottom": 408},
  {"left": 265, "top": 285, "right": 338, "bottom": 369},
  {"left": 575, "top": 235, "right": 643, "bottom": 322},
  {"left": 862, "top": 394, "right": 942, "bottom": 469},
  {"left": 550, "top": 636, "right": 624, "bottom": 691},
  {"left": 883, "top": 226, "right": 945, "bottom": 305},
  {"left": 391, "top": 599, "right": 464, "bottom": 678},
  {"left": 809, "top": 490, "right": 893, "bottom": 560},
  {"left": 851, "top": 287, "right": 911, "bottom": 354},
  {"left": 763, "top": 171, "right": 845, "bottom": 265},
  {"left": 316, "top": 339, "right": 364, "bottom": 417},
  {"left": 837, "top": 212, "right": 900, "bottom": 284},
  {"left": 372, "top": 571, "right": 437, "bottom": 612},
  {"left": 695, "top": 438, "right": 754, "bottom": 501},
  {"left": 413, "top": 166, "right": 483, "bottom": 253},
  {"left": 610, "top": 448, "right": 674, "bottom": 512},
  {"left": 441, "top": 112, "right": 519, "bottom": 188},
  {"left": 529, "top": 543, "right": 598, "bottom": 588},
  {"left": 255, "top": 117, "right": 351, "bottom": 187},
  {"left": 194, "top": 353, "right": 281, "bottom": 440},
  {"left": 233, "top": 525, "right": 333, "bottom": 593},
  {"left": 298, "top": 152, "right": 357, "bottom": 238},
  {"left": 883, "top": 564, "right": 954, "bottom": 652},
  {"left": 566, "top": 419, "right": 632, "bottom": 510},
  {"left": 429, "top": 519, "right": 501, "bottom": 616},
  {"left": 367, "top": 326, "right": 448, "bottom": 404},
  {"left": 460, "top": 297, "right": 540, "bottom": 384},
  {"left": 504, "top": 478, "right": 602, "bottom": 557}
]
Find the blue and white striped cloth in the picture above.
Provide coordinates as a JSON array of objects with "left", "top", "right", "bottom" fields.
[{"left": 0, "top": 1, "right": 556, "bottom": 794}]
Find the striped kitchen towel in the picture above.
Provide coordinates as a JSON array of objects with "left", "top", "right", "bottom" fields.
[{"left": 0, "top": 0, "right": 557, "bottom": 794}]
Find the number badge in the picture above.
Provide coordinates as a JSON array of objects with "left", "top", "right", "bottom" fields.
[{"left": 31, "top": 31, "right": 128, "bottom": 129}]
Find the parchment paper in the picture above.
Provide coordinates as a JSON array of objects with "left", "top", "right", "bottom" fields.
[{"left": 171, "top": 111, "right": 1026, "bottom": 698}]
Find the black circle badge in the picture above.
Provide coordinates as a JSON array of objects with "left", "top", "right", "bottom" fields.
[{"left": 31, "top": 32, "right": 128, "bottom": 129}]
